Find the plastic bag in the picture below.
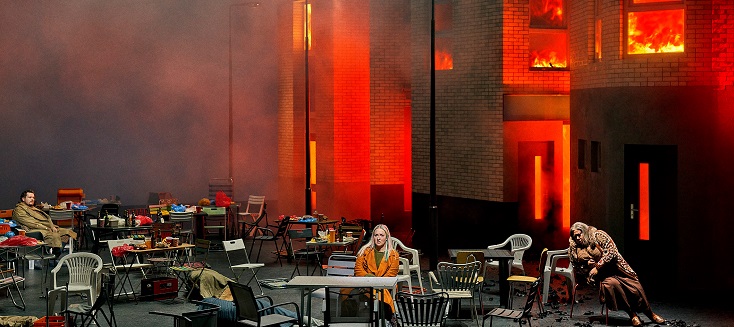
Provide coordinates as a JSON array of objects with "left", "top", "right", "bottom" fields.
[
  {"left": 136, "top": 215, "right": 154, "bottom": 226},
  {"left": 111, "top": 244, "right": 133, "bottom": 257},
  {"left": 215, "top": 191, "right": 231, "bottom": 207},
  {"left": 0, "top": 235, "right": 39, "bottom": 246}
]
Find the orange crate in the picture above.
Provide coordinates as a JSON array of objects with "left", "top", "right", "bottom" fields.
[
  {"left": 0, "top": 224, "right": 9, "bottom": 234},
  {"left": 0, "top": 209, "right": 12, "bottom": 218},
  {"left": 34, "top": 316, "right": 64, "bottom": 327}
]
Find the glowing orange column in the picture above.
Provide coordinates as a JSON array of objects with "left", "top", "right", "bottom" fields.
[
  {"left": 639, "top": 163, "right": 650, "bottom": 240},
  {"left": 535, "top": 155, "right": 542, "bottom": 220},
  {"left": 562, "top": 124, "right": 570, "bottom": 229}
]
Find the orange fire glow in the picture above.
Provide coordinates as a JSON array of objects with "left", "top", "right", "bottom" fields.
[
  {"left": 628, "top": 9, "right": 684, "bottom": 54},
  {"left": 435, "top": 37, "right": 453, "bottom": 70},
  {"left": 530, "top": 0, "right": 564, "bottom": 27},
  {"left": 530, "top": 31, "right": 568, "bottom": 68},
  {"left": 531, "top": 49, "right": 567, "bottom": 68},
  {"left": 435, "top": 50, "right": 453, "bottom": 70}
]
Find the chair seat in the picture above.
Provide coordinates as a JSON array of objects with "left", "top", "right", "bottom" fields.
[
  {"left": 113, "top": 263, "right": 153, "bottom": 270},
  {"left": 232, "top": 263, "right": 264, "bottom": 269},
  {"left": 507, "top": 275, "right": 536, "bottom": 283},
  {"left": 238, "top": 313, "right": 295, "bottom": 326},
  {"left": 433, "top": 289, "right": 473, "bottom": 299},
  {"left": 486, "top": 307, "right": 523, "bottom": 319}
]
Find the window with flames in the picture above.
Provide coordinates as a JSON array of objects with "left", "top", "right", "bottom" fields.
[
  {"left": 627, "top": 0, "right": 684, "bottom": 55},
  {"left": 529, "top": 0, "right": 568, "bottom": 69},
  {"left": 435, "top": 1, "right": 453, "bottom": 71}
]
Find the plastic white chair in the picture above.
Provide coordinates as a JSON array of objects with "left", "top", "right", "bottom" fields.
[
  {"left": 51, "top": 252, "right": 103, "bottom": 306},
  {"left": 486, "top": 234, "right": 532, "bottom": 275},
  {"left": 542, "top": 248, "right": 575, "bottom": 304},
  {"left": 392, "top": 237, "right": 424, "bottom": 294}
]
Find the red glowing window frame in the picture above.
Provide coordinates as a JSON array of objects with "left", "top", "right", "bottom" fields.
[
  {"left": 626, "top": 0, "right": 685, "bottom": 55},
  {"left": 529, "top": 30, "right": 568, "bottom": 69}
]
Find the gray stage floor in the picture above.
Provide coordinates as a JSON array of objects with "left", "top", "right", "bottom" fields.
[{"left": 0, "top": 237, "right": 730, "bottom": 327}]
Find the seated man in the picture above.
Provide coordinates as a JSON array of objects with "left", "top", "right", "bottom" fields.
[{"left": 12, "top": 189, "right": 77, "bottom": 257}]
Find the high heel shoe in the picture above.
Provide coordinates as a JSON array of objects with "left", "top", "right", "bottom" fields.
[{"left": 631, "top": 315, "right": 643, "bottom": 327}]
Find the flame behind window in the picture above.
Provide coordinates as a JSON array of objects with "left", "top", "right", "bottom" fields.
[
  {"left": 530, "top": 0, "right": 564, "bottom": 28},
  {"left": 530, "top": 31, "right": 567, "bottom": 68},
  {"left": 628, "top": 9, "right": 684, "bottom": 54},
  {"left": 435, "top": 37, "right": 453, "bottom": 70}
]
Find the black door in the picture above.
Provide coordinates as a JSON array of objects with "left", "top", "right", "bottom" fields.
[{"left": 623, "top": 144, "right": 677, "bottom": 296}]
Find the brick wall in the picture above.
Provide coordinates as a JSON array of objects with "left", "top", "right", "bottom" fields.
[
  {"left": 572, "top": 0, "right": 730, "bottom": 89},
  {"left": 370, "top": 0, "right": 412, "bottom": 185}
]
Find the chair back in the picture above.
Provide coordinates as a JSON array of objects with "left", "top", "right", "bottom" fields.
[
  {"left": 49, "top": 209, "right": 74, "bottom": 228},
  {"left": 57, "top": 188, "right": 84, "bottom": 204},
  {"left": 324, "top": 286, "right": 374, "bottom": 325},
  {"left": 273, "top": 218, "right": 290, "bottom": 238},
  {"left": 243, "top": 195, "right": 265, "bottom": 217},
  {"left": 169, "top": 211, "right": 195, "bottom": 242},
  {"left": 227, "top": 281, "right": 261, "bottom": 324},
  {"left": 89, "top": 273, "right": 111, "bottom": 312},
  {"left": 456, "top": 251, "right": 486, "bottom": 279},
  {"left": 189, "top": 239, "right": 211, "bottom": 266},
  {"left": 324, "top": 255, "right": 357, "bottom": 277},
  {"left": 153, "top": 222, "right": 176, "bottom": 239},
  {"left": 392, "top": 237, "right": 420, "bottom": 266},
  {"left": 150, "top": 300, "right": 219, "bottom": 327},
  {"left": 435, "top": 261, "right": 481, "bottom": 292},
  {"left": 521, "top": 279, "right": 541, "bottom": 317},
  {"left": 395, "top": 291, "right": 450, "bottom": 327},
  {"left": 222, "top": 238, "right": 255, "bottom": 268},
  {"left": 536, "top": 248, "right": 549, "bottom": 276},
  {"left": 99, "top": 204, "right": 120, "bottom": 216},
  {"left": 51, "top": 252, "right": 103, "bottom": 289},
  {"left": 509, "top": 234, "right": 532, "bottom": 263},
  {"left": 181, "top": 301, "right": 219, "bottom": 327},
  {"left": 222, "top": 238, "right": 247, "bottom": 252},
  {"left": 208, "top": 178, "right": 234, "bottom": 201}
]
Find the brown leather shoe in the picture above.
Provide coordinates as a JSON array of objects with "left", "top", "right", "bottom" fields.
[
  {"left": 631, "top": 315, "right": 643, "bottom": 327},
  {"left": 650, "top": 313, "right": 666, "bottom": 324}
]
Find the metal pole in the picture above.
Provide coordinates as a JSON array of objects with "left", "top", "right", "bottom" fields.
[
  {"left": 429, "top": 0, "right": 439, "bottom": 268},
  {"left": 304, "top": 0, "right": 312, "bottom": 215}
]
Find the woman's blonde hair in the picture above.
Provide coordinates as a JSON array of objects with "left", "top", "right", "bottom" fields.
[{"left": 356, "top": 224, "right": 394, "bottom": 261}]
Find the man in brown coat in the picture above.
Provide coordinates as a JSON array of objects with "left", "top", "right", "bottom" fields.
[{"left": 12, "top": 189, "right": 77, "bottom": 257}]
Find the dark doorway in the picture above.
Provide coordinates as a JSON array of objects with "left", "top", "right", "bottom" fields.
[
  {"left": 623, "top": 144, "right": 677, "bottom": 296},
  {"left": 518, "top": 141, "right": 557, "bottom": 250}
]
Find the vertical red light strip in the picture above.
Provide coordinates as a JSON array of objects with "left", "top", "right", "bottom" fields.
[
  {"left": 639, "top": 163, "right": 650, "bottom": 240},
  {"left": 310, "top": 140, "right": 316, "bottom": 185},
  {"left": 562, "top": 124, "right": 570, "bottom": 229},
  {"left": 535, "top": 155, "right": 542, "bottom": 219}
]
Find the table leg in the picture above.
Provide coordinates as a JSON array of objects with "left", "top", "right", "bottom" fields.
[{"left": 498, "top": 258, "right": 510, "bottom": 308}]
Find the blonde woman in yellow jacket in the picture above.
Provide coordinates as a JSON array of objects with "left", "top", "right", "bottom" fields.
[{"left": 354, "top": 224, "right": 400, "bottom": 323}]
